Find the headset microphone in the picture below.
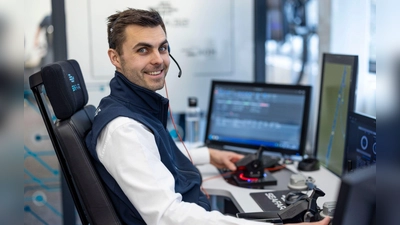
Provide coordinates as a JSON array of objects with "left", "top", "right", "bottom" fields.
[
  {"left": 169, "top": 54, "right": 182, "bottom": 78},
  {"left": 168, "top": 46, "right": 182, "bottom": 78}
]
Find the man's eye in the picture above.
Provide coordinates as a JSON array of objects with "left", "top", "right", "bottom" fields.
[
  {"left": 138, "top": 48, "right": 147, "bottom": 53},
  {"left": 160, "top": 46, "right": 168, "bottom": 52}
]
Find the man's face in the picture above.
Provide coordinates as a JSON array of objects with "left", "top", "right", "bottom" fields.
[{"left": 111, "top": 25, "right": 170, "bottom": 91}]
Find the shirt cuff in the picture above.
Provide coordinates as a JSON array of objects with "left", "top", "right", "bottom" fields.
[{"left": 179, "top": 146, "right": 209, "bottom": 165}]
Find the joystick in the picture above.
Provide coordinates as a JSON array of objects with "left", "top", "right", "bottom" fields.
[
  {"left": 233, "top": 146, "right": 278, "bottom": 187},
  {"left": 236, "top": 187, "right": 327, "bottom": 223}
]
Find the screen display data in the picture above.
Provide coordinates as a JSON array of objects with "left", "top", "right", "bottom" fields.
[
  {"left": 205, "top": 81, "right": 311, "bottom": 157},
  {"left": 343, "top": 112, "right": 376, "bottom": 173}
]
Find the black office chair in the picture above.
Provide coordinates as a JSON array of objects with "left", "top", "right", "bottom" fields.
[{"left": 29, "top": 59, "right": 121, "bottom": 225}]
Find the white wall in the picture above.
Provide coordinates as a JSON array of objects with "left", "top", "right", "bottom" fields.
[
  {"left": 24, "top": 0, "right": 51, "bottom": 65},
  {"left": 377, "top": 0, "right": 399, "bottom": 115},
  {"left": 65, "top": 0, "right": 254, "bottom": 112},
  {"left": 330, "top": 0, "right": 376, "bottom": 117}
]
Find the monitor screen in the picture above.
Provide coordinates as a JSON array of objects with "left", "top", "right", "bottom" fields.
[
  {"left": 204, "top": 80, "right": 311, "bottom": 157},
  {"left": 332, "top": 164, "right": 376, "bottom": 225},
  {"left": 342, "top": 111, "right": 376, "bottom": 174},
  {"left": 315, "top": 53, "right": 358, "bottom": 176}
]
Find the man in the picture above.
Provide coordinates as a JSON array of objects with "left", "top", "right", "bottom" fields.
[{"left": 86, "top": 8, "right": 330, "bottom": 225}]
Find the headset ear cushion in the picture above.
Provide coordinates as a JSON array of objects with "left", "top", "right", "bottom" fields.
[{"left": 168, "top": 45, "right": 171, "bottom": 53}]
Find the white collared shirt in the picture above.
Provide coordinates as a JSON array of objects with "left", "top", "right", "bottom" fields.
[{"left": 96, "top": 116, "right": 272, "bottom": 225}]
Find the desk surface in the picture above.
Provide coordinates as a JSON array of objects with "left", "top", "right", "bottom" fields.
[{"left": 197, "top": 162, "right": 341, "bottom": 213}]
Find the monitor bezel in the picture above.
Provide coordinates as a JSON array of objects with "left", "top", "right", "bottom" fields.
[{"left": 204, "top": 80, "right": 312, "bottom": 157}]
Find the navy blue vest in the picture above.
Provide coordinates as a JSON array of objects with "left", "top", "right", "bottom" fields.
[{"left": 85, "top": 72, "right": 210, "bottom": 224}]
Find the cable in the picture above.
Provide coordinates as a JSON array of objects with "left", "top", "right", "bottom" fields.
[
  {"left": 164, "top": 81, "right": 210, "bottom": 198},
  {"left": 202, "top": 171, "right": 234, "bottom": 182},
  {"left": 265, "top": 164, "right": 286, "bottom": 172},
  {"left": 164, "top": 81, "right": 193, "bottom": 163}
]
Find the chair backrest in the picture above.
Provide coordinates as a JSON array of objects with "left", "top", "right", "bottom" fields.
[{"left": 29, "top": 59, "right": 121, "bottom": 225}]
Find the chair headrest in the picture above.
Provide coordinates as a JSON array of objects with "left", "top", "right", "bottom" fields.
[{"left": 41, "top": 59, "right": 88, "bottom": 120}]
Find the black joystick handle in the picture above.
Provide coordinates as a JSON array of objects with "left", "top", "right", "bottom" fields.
[
  {"left": 235, "top": 145, "right": 269, "bottom": 178},
  {"left": 244, "top": 159, "right": 264, "bottom": 178},
  {"left": 304, "top": 187, "right": 325, "bottom": 222},
  {"left": 278, "top": 187, "right": 325, "bottom": 223}
]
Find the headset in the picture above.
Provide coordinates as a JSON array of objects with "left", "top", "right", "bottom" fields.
[{"left": 168, "top": 46, "right": 182, "bottom": 78}]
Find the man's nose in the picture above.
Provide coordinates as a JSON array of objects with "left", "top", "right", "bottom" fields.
[{"left": 150, "top": 51, "right": 163, "bottom": 65}]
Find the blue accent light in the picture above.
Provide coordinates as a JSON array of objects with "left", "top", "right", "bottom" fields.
[
  {"left": 68, "top": 73, "right": 75, "bottom": 83},
  {"left": 71, "top": 84, "right": 81, "bottom": 92}
]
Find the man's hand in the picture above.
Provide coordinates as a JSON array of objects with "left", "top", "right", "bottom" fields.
[{"left": 208, "top": 148, "right": 244, "bottom": 171}]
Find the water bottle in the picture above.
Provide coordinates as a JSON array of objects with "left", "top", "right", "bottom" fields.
[{"left": 185, "top": 97, "right": 201, "bottom": 144}]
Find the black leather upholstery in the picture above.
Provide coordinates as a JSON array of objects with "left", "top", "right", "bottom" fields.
[
  {"left": 42, "top": 59, "right": 89, "bottom": 120},
  {"left": 29, "top": 59, "right": 121, "bottom": 225}
]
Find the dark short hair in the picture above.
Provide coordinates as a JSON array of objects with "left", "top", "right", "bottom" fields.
[{"left": 107, "top": 8, "right": 166, "bottom": 55}]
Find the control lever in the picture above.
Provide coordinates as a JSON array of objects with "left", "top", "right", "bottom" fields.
[
  {"left": 237, "top": 187, "right": 326, "bottom": 224},
  {"left": 235, "top": 146, "right": 268, "bottom": 178},
  {"left": 278, "top": 187, "right": 325, "bottom": 223},
  {"left": 304, "top": 187, "right": 325, "bottom": 222},
  {"left": 232, "top": 146, "right": 278, "bottom": 187}
]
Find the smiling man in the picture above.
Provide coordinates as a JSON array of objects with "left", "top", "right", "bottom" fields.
[
  {"left": 85, "top": 8, "right": 330, "bottom": 225},
  {"left": 108, "top": 24, "right": 169, "bottom": 91}
]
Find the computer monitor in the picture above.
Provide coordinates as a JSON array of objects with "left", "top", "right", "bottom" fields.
[
  {"left": 315, "top": 53, "right": 358, "bottom": 176},
  {"left": 332, "top": 164, "right": 376, "bottom": 225},
  {"left": 342, "top": 111, "right": 376, "bottom": 174},
  {"left": 204, "top": 80, "right": 311, "bottom": 157}
]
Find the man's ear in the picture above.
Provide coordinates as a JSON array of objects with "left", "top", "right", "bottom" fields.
[{"left": 108, "top": 48, "right": 121, "bottom": 69}]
